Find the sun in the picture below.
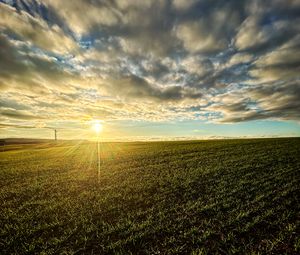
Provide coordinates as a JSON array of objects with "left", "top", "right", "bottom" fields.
[{"left": 93, "top": 121, "right": 103, "bottom": 133}]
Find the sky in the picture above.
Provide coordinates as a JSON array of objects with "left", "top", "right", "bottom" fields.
[{"left": 0, "top": 0, "right": 300, "bottom": 140}]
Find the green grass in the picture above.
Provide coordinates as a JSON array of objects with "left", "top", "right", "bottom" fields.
[{"left": 0, "top": 138, "right": 299, "bottom": 254}]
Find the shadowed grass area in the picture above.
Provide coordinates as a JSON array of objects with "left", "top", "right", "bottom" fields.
[{"left": 0, "top": 138, "right": 299, "bottom": 254}]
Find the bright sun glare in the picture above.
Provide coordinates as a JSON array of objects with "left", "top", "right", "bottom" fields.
[{"left": 93, "top": 121, "right": 103, "bottom": 133}]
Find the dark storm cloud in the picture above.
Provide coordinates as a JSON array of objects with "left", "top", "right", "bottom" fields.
[{"left": 0, "top": 0, "right": 299, "bottom": 124}]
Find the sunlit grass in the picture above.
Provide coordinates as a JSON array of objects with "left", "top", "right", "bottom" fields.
[{"left": 0, "top": 138, "right": 299, "bottom": 254}]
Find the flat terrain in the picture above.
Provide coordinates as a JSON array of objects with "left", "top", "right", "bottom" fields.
[{"left": 0, "top": 138, "right": 299, "bottom": 254}]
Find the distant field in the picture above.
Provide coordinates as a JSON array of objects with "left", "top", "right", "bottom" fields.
[{"left": 0, "top": 138, "right": 299, "bottom": 254}]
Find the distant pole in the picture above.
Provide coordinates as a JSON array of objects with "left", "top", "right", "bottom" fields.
[
  {"left": 54, "top": 129, "right": 57, "bottom": 141},
  {"left": 97, "top": 134, "right": 100, "bottom": 183}
]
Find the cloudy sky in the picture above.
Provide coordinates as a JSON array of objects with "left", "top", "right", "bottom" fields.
[{"left": 0, "top": 0, "right": 299, "bottom": 140}]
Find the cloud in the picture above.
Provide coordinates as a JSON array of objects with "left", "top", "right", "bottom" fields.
[
  {"left": 210, "top": 80, "right": 300, "bottom": 123},
  {"left": 176, "top": 20, "right": 227, "bottom": 54},
  {"left": 0, "top": 108, "right": 43, "bottom": 120},
  {"left": 0, "top": 98, "right": 30, "bottom": 110},
  {"left": 172, "top": 0, "right": 197, "bottom": 11},
  {"left": 44, "top": 0, "right": 176, "bottom": 57},
  {"left": 235, "top": 16, "right": 299, "bottom": 53},
  {"left": 176, "top": 2, "right": 243, "bottom": 54},
  {"left": 227, "top": 53, "right": 253, "bottom": 66},
  {"left": 0, "top": 123, "right": 36, "bottom": 129},
  {"left": 103, "top": 74, "right": 203, "bottom": 102},
  {"left": 249, "top": 80, "right": 300, "bottom": 121},
  {"left": 250, "top": 36, "right": 300, "bottom": 81},
  {"left": 235, "top": 0, "right": 300, "bottom": 54},
  {"left": 181, "top": 56, "right": 214, "bottom": 76},
  {"left": 44, "top": 0, "right": 120, "bottom": 35},
  {"left": 0, "top": 33, "right": 84, "bottom": 95},
  {"left": 0, "top": 2, "right": 77, "bottom": 54}
]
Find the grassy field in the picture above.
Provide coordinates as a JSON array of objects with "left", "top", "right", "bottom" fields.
[{"left": 0, "top": 138, "right": 299, "bottom": 254}]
